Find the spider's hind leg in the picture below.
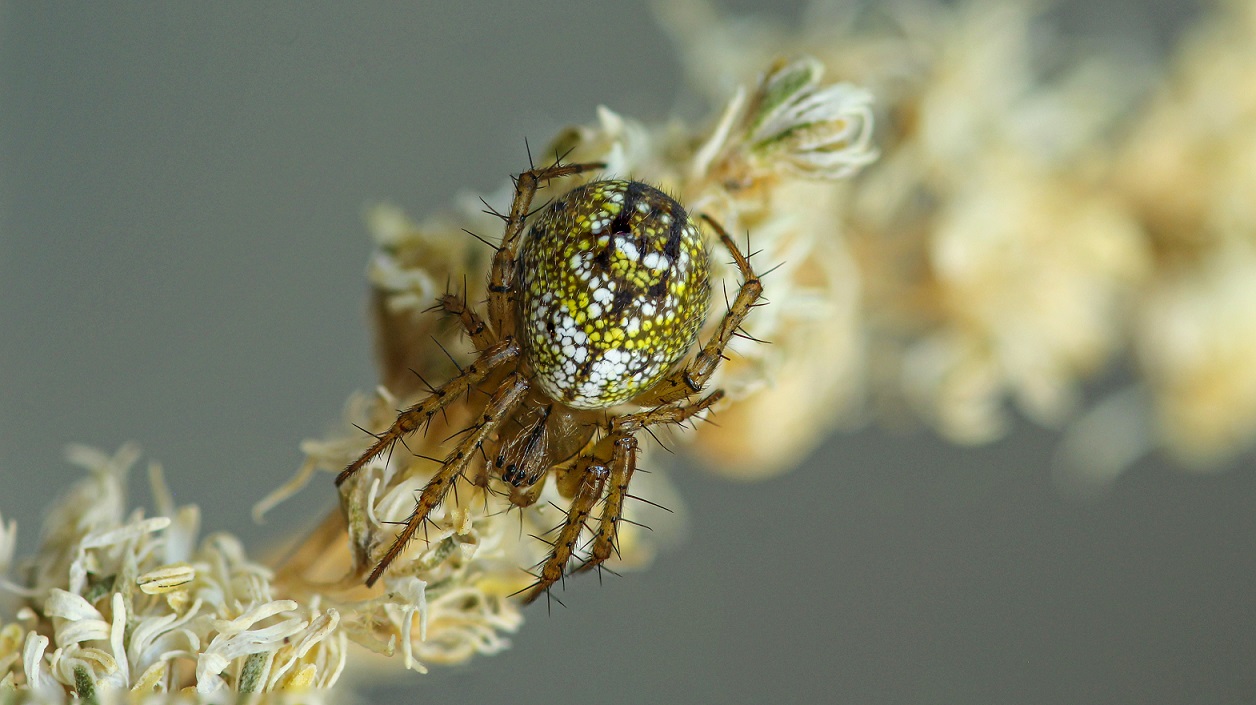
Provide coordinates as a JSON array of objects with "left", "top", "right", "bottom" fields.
[
  {"left": 365, "top": 373, "right": 530, "bottom": 586},
  {"left": 521, "top": 457, "right": 608, "bottom": 604},
  {"left": 577, "top": 436, "right": 636, "bottom": 573},
  {"left": 336, "top": 338, "right": 519, "bottom": 487}
]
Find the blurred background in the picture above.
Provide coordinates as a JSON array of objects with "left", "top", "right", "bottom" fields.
[{"left": 5, "top": 1, "right": 1254, "bottom": 703}]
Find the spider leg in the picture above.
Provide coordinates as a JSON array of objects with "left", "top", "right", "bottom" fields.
[
  {"left": 577, "top": 436, "right": 635, "bottom": 572},
  {"left": 335, "top": 338, "right": 519, "bottom": 487},
  {"left": 575, "top": 390, "right": 725, "bottom": 573},
  {"left": 521, "top": 458, "right": 608, "bottom": 604},
  {"left": 610, "top": 389, "right": 725, "bottom": 436},
  {"left": 522, "top": 391, "right": 724, "bottom": 601},
  {"left": 366, "top": 374, "right": 529, "bottom": 586},
  {"left": 487, "top": 160, "right": 604, "bottom": 338},
  {"left": 642, "top": 216, "right": 762, "bottom": 405},
  {"left": 436, "top": 292, "right": 495, "bottom": 352}
]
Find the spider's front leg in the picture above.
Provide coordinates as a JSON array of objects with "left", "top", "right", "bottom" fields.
[
  {"left": 335, "top": 338, "right": 518, "bottom": 487},
  {"left": 521, "top": 391, "right": 725, "bottom": 604},
  {"left": 486, "top": 159, "right": 604, "bottom": 338}
]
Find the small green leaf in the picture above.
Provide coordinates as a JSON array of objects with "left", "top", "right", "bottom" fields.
[
  {"left": 750, "top": 59, "right": 821, "bottom": 132},
  {"left": 83, "top": 574, "right": 116, "bottom": 604},
  {"left": 73, "top": 665, "right": 100, "bottom": 705},
  {"left": 239, "top": 652, "right": 268, "bottom": 694}
]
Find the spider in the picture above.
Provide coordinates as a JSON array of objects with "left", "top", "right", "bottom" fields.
[{"left": 335, "top": 158, "right": 762, "bottom": 603}]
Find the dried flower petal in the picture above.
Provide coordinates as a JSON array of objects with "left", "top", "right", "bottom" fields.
[{"left": 136, "top": 563, "right": 196, "bottom": 595}]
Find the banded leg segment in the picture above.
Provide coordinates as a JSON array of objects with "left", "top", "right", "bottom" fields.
[
  {"left": 522, "top": 459, "right": 608, "bottom": 604},
  {"left": 336, "top": 338, "right": 519, "bottom": 487},
  {"left": 367, "top": 374, "right": 530, "bottom": 586},
  {"left": 487, "top": 160, "right": 604, "bottom": 338},
  {"left": 578, "top": 436, "right": 635, "bottom": 572}
]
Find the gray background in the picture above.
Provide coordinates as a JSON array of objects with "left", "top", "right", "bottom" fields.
[{"left": 5, "top": 2, "right": 1252, "bottom": 704}]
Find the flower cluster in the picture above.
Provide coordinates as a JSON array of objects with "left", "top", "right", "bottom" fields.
[
  {"left": 0, "top": 445, "right": 345, "bottom": 701},
  {"left": 662, "top": 0, "right": 1152, "bottom": 448},
  {"left": 662, "top": 0, "right": 1256, "bottom": 481},
  {"left": 1114, "top": 0, "right": 1256, "bottom": 468}
]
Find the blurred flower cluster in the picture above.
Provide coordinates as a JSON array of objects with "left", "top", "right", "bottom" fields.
[
  {"left": 663, "top": 0, "right": 1156, "bottom": 450},
  {"left": 4, "top": 0, "right": 1253, "bottom": 701},
  {"left": 1114, "top": 0, "right": 1256, "bottom": 469},
  {"left": 663, "top": 0, "right": 1256, "bottom": 485}
]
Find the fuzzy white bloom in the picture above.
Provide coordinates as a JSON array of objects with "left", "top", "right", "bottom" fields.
[
  {"left": 0, "top": 445, "right": 347, "bottom": 701},
  {"left": 739, "top": 57, "right": 878, "bottom": 179}
]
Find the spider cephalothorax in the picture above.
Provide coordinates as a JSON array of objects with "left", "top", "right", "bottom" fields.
[{"left": 336, "top": 160, "right": 761, "bottom": 602}]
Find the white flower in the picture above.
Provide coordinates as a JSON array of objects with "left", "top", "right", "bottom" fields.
[
  {"left": 0, "top": 446, "right": 347, "bottom": 701},
  {"left": 741, "top": 57, "right": 878, "bottom": 179}
]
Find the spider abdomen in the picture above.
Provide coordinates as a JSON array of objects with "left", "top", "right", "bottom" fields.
[{"left": 517, "top": 180, "right": 710, "bottom": 409}]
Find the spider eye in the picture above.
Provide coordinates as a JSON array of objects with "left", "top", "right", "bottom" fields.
[{"left": 517, "top": 180, "right": 710, "bottom": 409}]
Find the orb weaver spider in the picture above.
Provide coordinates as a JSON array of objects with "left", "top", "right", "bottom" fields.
[{"left": 336, "top": 158, "right": 762, "bottom": 603}]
